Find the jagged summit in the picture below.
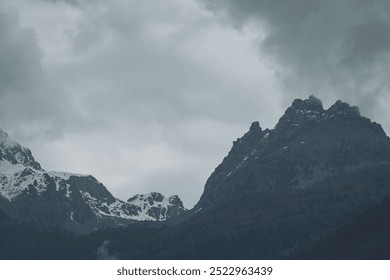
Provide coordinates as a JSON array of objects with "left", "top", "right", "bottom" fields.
[
  {"left": 328, "top": 100, "right": 360, "bottom": 116},
  {"left": 289, "top": 95, "right": 361, "bottom": 117},
  {"left": 274, "top": 96, "right": 369, "bottom": 133}
]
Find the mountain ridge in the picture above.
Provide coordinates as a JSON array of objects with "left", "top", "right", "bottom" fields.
[{"left": 0, "top": 130, "right": 187, "bottom": 233}]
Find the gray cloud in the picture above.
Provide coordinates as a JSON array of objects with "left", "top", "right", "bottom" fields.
[
  {"left": 0, "top": 11, "right": 41, "bottom": 94},
  {"left": 0, "top": 3, "right": 79, "bottom": 143},
  {"left": 342, "top": 17, "right": 390, "bottom": 66},
  {"left": 201, "top": 0, "right": 390, "bottom": 131}
]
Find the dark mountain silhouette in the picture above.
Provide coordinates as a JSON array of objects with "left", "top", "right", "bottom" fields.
[{"left": 195, "top": 96, "right": 390, "bottom": 210}]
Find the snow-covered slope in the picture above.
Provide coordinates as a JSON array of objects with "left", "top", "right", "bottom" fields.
[
  {"left": 127, "top": 192, "right": 187, "bottom": 221},
  {"left": 0, "top": 128, "right": 187, "bottom": 233}
]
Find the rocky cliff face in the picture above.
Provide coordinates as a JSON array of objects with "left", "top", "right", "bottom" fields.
[{"left": 195, "top": 96, "right": 390, "bottom": 209}]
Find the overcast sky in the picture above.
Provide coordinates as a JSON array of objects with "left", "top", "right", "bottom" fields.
[{"left": 1, "top": 0, "right": 390, "bottom": 208}]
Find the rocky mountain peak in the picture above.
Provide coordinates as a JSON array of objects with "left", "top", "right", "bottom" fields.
[
  {"left": 291, "top": 95, "right": 323, "bottom": 111},
  {"left": 275, "top": 96, "right": 366, "bottom": 134},
  {"left": 195, "top": 96, "right": 390, "bottom": 210},
  {"left": 275, "top": 96, "right": 325, "bottom": 132}
]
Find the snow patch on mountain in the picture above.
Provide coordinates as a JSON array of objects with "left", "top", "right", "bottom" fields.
[{"left": 48, "top": 171, "right": 89, "bottom": 180}]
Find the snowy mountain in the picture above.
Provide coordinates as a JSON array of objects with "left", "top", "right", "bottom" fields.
[
  {"left": 195, "top": 96, "right": 390, "bottom": 209},
  {"left": 0, "top": 129, "right": 187, "bottom": 233}
]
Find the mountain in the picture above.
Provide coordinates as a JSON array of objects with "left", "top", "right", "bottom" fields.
[
  {"left": 0, "top": 129, "right": 186, "bottom": 233},
  {"left": 195, "top": 95, "right": 390, "bottom": 210}
]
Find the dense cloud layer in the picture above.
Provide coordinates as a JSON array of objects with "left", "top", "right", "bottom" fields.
[{"left": 202, "top": 0, "right": 390, "bottom": 128}]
